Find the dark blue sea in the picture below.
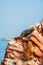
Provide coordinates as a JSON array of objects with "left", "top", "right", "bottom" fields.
[{"left": 0, "top": 41, "right": 8, "bottom": 61}]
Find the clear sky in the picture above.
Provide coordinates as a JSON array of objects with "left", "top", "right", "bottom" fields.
[{"left": 0, "top": 0, "right": 43, "bottom": 38}]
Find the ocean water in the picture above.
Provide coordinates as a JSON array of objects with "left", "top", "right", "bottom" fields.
[{"left": 0, "top": 41, "right": 8, "bottom": 61}]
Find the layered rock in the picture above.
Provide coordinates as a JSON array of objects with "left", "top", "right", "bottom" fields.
[{"left": 0, "top": 20, "right": 43, "bottom": 65}]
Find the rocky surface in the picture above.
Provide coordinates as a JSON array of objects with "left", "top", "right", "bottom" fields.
[{"left": 0, "top": 20, "right": 43, "bottom": 65}]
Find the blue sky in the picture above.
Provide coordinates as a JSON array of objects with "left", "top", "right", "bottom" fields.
[{"left": 0, "top": 0, "right": 43, "bottom": 38}]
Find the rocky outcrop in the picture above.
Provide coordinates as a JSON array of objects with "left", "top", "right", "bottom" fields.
[{"left": 0, "top": 20, "right": 43, "bottom": 65}]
